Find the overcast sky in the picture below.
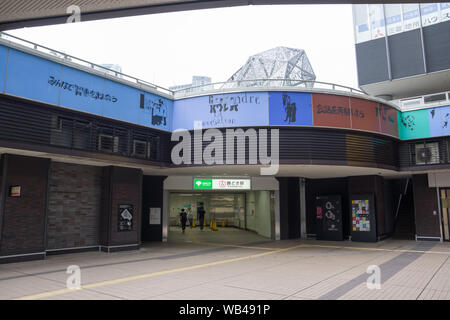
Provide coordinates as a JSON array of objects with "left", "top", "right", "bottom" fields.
[{"left": 7, "top": 4, "right": 358, "bottom": 90}]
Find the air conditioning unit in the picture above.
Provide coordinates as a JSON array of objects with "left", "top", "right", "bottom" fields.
[
  {"left": 98, "top": 134, "right": 119, "bottom": 153},
  {"left": 132, "top": 139, "right": 150, "bottom": 158},
  {"left": 415, "top": 142, "right": 440, "bottom": 165}
]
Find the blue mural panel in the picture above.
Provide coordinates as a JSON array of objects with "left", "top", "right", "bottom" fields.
[
  {"left": 103, "top": 79, "right": 140, "bottom": 125},
  {"left": 269, "top": 92, "right": 313, "bottom": 126},
  {"left": 429, "top": 105, "right": 450, "bottom": 137},
  {"left": 172, "top": 92, "right": 269, "bottom": 130},
  {"left": 59, "top": 66, "right": 105, "bottom": 116},
  {"left": 138, "top": 91, "right": 172, "bottom": 131},
  {"left": 0, "top": 45, "right": 8, "bottom": 92},
  {"left": 5, "top": 49, "right": 60, "bottom": 105}
]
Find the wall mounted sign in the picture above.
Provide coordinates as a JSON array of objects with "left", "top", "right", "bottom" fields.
[
  {"left": 350, "top": 194, "right": 377, "bottom": 242},
  {"left": 315, "top": 195, "right": 343, "bottom": 241},
  {"left": 10, "top": 186, "right": 21, "bottom": 197},
  {"left": 118, "top": 204, "right": 133, "bottom": 231},
  {"left": 269, "top": 92, "right": 313, "bottom": 126},
  {"left": 149, "top": 207, "right": 161, "bottom": 225},
  {"left": 172, "top": 92, "right": 269, "bottom": 130},
  {"left": 193, "top": 178, "right": 251, "bottom": 190},
  {"left": 352, "top": 199, "right": 371, "bottom": 232}
]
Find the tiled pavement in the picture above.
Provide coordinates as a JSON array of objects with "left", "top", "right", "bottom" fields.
[{"left": 1, "top": 227, "right": 450, "bottom": 300}]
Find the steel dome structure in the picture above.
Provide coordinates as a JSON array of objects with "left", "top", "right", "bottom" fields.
[{"left": 223, "top": 46, "right": 316, "bottom": 89}]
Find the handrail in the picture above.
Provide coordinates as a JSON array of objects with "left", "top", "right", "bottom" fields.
[
  {"left": 0, "top": 31, "right": 174, "bottom": 96},
  {"left": 0, "top": 31, "right": 368, "bottom": 100},
  {"left": 172, "top": 79, "right": 368, "bottom": 98}
]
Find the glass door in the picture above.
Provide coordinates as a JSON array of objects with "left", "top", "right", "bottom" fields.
[{"left": 440, "top": 189, "right": 450, "bottom": 241}]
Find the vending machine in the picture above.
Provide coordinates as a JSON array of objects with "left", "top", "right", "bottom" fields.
[
  {"left": 315, "top": 195, "right": 344, "bottom": 241},
  {"left": 350, "top": 194, "right": 377, "bottom": 242}
]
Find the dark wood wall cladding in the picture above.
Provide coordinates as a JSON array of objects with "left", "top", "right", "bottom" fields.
[
  {"left": 0, "top": 154, "right": 50, "bottom": 256},
  {"left": 277, "top": 177, "right": 301, "bottom": 240},
  {"left": 0, "top": 93, "right": 171, "bottom": 165},
  {"left": 412, "top": 174, "right": 441, "bottom": 238},
  {"left": 305, "top": 178, "right": 349, "bottom": 237},
  {"left": 142, "top": 175, "right": 166, "bottom": 242},
  {"left": 100, "top": 166, "right": 143, "bottom": 248},
  {"left": 171, "top": 127, "right": 399, "bottom": 169}
]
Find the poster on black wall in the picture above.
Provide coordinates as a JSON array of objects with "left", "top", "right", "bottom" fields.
[
  {"left": 315, "top": 195, "right": 343, "bottom": 241},
  {"left": 350, "top": 194, "right": 377, "bottom": 242},
  {"left": 119, "top": 204, "right": 133, "bottom": 231}
]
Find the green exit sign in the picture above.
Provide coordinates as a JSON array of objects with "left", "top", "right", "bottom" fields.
[{"left": 194, "top": 179, "right": 212, "bottom": 189}]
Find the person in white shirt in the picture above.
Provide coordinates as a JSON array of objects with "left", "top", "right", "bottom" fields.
[{"left": 187, "top": 208, "right": 193, "bottom": 228}]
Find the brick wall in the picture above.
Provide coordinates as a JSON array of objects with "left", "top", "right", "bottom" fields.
[
  {"left": 46, "top": 162, "right": 103, "bottom": 250},
  {"left": 0, "top": 154, "right": 50, "bottom": 256},
  {"left": 101, "top": 166, "right": 142, "bottom": 247}
]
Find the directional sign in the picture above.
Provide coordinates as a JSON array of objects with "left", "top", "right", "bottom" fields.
[
  {"left": 194, "top": 178, "right": 251, "bottom": 190},
  {"left": 194, "top": 179, "right": 213, "bottom": 189}
]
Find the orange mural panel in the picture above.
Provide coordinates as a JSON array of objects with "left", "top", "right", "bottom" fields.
[
  {"left": 312, "top": 94, "right": 351, "bottom": 129},
  {"left": 349, "top": 97, "right": 380, "bottom": 133},
  {"left": 378, "top": 104, "right": 399, "bottom": 137}
]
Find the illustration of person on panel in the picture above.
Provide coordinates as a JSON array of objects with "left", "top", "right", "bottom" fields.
[{"left": 283, "top": 94, "right": 296, "bottom": 123}]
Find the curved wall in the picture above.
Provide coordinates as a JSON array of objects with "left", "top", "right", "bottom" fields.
[{"left": 172, "top": 91, "right": 400, "bottom": 139}]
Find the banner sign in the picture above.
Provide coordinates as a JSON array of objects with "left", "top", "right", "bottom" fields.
[
  {"left": 194, "top": 178, "right": 251, "bottom": 190},
  {"left": 312, "top": 94, "right": 399, "bottom": 137},
  {"left": 2, "top": 46, "right": 173, "bottom": 131},
  {"left": 269, "top": 92, "right": 313, "bottom": 126},
  {"left": 172, "top": 92, "right": 269, "bottom": 130}
]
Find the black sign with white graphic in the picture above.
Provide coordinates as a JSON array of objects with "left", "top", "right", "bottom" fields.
[
  {"left": 315, "top": 194, "right": 343, "bottom": 241},
  {"left": 118, "top": 204, "right": 133, "bottom": 232}
]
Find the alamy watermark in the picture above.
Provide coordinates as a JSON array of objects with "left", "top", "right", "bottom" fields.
[
  {"left": 67, "top": 5, "right": 81, "bottom": 23},
  {"left": 171, "top": 121, "right": 279, "bottom": 175},
  {"left": 66, "top": 265, "right": 81, "bottom": 290},
  {"left": 366, "top": 265, "right": 381, "bottom": 290}
]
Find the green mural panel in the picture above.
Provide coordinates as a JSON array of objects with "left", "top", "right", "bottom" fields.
[{"left": 398, "top": 109, "right": 430, "bottom": 140}]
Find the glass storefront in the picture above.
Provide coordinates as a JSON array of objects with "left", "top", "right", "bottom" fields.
[{"left": 168, "top": 191, "right": 275, "bottom": 238}]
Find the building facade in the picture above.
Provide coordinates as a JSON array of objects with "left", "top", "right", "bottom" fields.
[{"left": 0, "top": 22, "right": 449, "bottom": 263}]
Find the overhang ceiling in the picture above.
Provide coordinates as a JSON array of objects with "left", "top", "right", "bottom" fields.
[
  {"left": 361, "top": 69, "right": 450, "bottom": 100},
  {"left": 0, "top": 146, "right": 413, "bottom": 179},
  {"left": 0, "top": 0, "right": 420, "bottom": 31}
]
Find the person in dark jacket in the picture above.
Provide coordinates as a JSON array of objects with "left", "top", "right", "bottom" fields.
[
  {"left": 197, "top": 207, "right": 205, "bottom": 230},
  {"left": 179, "top": 208, "right": 187, "bottom": 234}
]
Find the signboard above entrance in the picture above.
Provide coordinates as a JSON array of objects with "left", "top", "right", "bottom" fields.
[{"left": 194, "top": 178, "right": 251, "bottom": 190}]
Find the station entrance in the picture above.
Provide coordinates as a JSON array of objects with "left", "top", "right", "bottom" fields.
[{"left": 167, "top": 190, "right": 276, "bottom": 243}]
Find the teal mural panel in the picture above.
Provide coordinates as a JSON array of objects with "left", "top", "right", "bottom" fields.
[{"left": 398, "top": 109, "right": 430, "bottom": 139}]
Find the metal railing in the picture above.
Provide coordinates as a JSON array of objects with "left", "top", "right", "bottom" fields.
[
  {"left": 0, "top": 32, "right": 174, "bottom": 96},
  {"left": 0, "top": 31, "right": 368, "bottom": 100},
  {"left": 392, "top": 91, "right": 450, "bottom": 111},
  {"left": 172, "top": 79, "right": 368, "bottom": 98}
]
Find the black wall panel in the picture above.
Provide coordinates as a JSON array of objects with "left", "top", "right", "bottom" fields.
[
  {"left": 423, "top": 20, "right": 450, "bottom": 73},
  {"left": 388, "top": 29, "right": 425, "bottom": 79},
  {"left": 141, "top": 175, "right": 166, "bottom": 242},
  {"left": 356, "top": 37, "right": 389, "bottom": 86}
]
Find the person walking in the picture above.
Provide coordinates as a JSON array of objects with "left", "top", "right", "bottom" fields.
[
  {"left": 179, "top": 208, "right": 187, "bottom": 234},
  {"left": 187, "top": 208, "right": 193, "bottom": 228},
  {"left": 197, "top": 206, "right": 206, "bottom": 230}
]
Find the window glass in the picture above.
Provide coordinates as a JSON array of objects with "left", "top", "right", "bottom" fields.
[
  {"left": 369, "top": 4, "right": 386, "bottom": 39},
  {"left": 441, "top": 3, "right": 450, "bottom": 22},
  {"left": 420, "top": 3, "right": 440, "bottom": 27},
  {"left": 353, "top": 4, "right": 370, "bottom": 43},
  {"left": 402, "top": 4, "right": 421, "bottom": 31},
  {"left": 385, "top": 4, "right": 403, "bottom": 35}
]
